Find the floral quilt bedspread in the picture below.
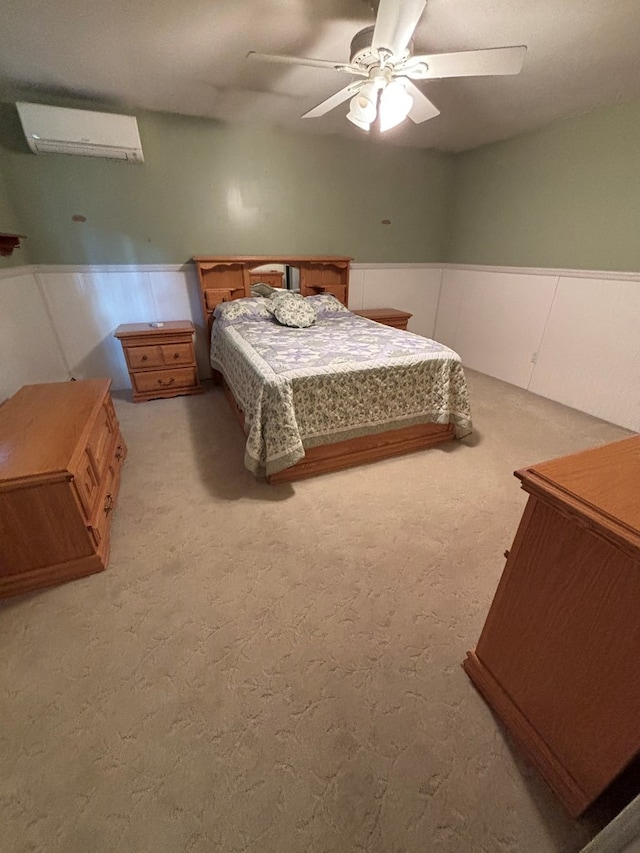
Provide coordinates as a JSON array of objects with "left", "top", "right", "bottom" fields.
[{"left": 210, "top": 313, "right": 473, "bottom": 476}]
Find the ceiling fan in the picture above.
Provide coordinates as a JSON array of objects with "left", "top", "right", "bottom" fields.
[{"left": 248, "top": 0, "right": 527, "bottom": 133}]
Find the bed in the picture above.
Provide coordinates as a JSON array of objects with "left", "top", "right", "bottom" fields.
[{"left": 193, "top": 255, "right": 472, "bottom": 483}]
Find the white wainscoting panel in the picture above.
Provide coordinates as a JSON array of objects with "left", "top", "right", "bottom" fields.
[
  {"left": 148, "top": 269, "right": 193, "bottom": 320},
  {"left": 433, "top": 271, "right": 464, "bottom": 347},
  {"left": 529, "top": 276, "right": 640, "bottom": 431},
  {"left": 37, "top": 269, "right": 156, "bottom": 390},
  {"left": 147, "top": 267, "right": 210, "bottom": 378},
  {"left": 5, "top": 262, "right": 639, "bottom": 432},
  {"left": 0, "top": 269, "right": 69, "bottom": 401},
  {"left": 355, "top": 266, "right": 443, "bottom": 338},
  {"left": 437, "top": 268, "right": 558, "bottom": 388},
  {"left": 347, "top": 268, "right": 365, "bottom": 311}
]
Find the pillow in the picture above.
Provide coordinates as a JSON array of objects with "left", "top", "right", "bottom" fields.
[
  {"left": 213, "top": 297, "right": 271, "bottom": 325},
  {"left": 267, "top": 292, "right": 317, "bottom": 328},
  {"left": 305, "top": 293, "right": 351, "bottom": 317},
  {"left": 250, "top": 282, "right": 278, "bottom": 298}
]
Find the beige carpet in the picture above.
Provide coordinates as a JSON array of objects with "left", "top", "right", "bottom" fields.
[{"left": 0, "top": 370, "right": 634, "bottom": 853}]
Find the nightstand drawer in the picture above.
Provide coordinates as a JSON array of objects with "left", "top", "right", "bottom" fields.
[
  {"left": 127, "top": 345, "right": 164, "bottom": 369},
  {"left": 132, "top": 366, "right": 198, "bottom": 395},
  {"left": 160, "top": 343, "right": 193, "bottom": 365}
]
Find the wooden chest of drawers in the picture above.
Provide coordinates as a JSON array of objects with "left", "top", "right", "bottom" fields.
[
  {"left": 464, "top": 435, "right": 640, "bottom": 816},
  {"left": 0, "top": 379, "right": 126, "bottom": 598},
  {"left": 354, "top": 308, "right": 412, "bottom": 330},
  {"left": 114, "top": 321, "right": 203, "bottom": 402}
]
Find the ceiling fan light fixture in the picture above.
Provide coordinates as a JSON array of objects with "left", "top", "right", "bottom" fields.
[
  {"left": 346, "top": 81, "right": 378, "bottom": 131},
  {"left": 379, "top": 79, "right": 413, "bottom": 132},
  {"left": 346, "top": 110, "right": 371, "bottom": 131},
  {"left": 352, "top": 83, "right": 378, "bottom": 116}
]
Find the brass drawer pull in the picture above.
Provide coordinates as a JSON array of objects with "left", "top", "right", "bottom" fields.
[
  {"left": 173, "top": 352, "right": 180, "bottom": 359},
  {"left": 158, "top": 377, "right": 175, "bottom": 386},
  {"left": 115, "top": 445, "right": 124, "bottom": 460},
  {"left": 104, "top": 493, "right": 114, "bottom": 514},
  {"left": 141, "top": 355, "right": 148, "bottom": 361}
]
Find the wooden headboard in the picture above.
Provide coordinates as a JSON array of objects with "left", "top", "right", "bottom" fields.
[
  {"left": 192, "top": 255, "right": 352, "bottom": 334},
  {"left": 249, "top": 269, "right": 284, "bottom": 288}
]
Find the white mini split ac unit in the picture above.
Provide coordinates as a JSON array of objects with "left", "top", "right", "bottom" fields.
[{"left": 16, "top": 102, "right": 144, "bottom": 162}]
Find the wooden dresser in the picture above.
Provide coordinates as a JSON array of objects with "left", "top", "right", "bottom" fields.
[
  {"left": 0, "top": 379, "right": 126, "bottom": 598},
  {"left": 354, "top": 308, "right": 412, "bottom": 330},
  {"left": 464, "top": 435, "right": 640, "bottom": 817},
  {"left": 114, "top": 321, "right": 202, "bottom": 402}
]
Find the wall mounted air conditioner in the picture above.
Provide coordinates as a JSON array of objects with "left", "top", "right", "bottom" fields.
[{"left": 16, "top": 102, "right": 144, "bottom": 162}]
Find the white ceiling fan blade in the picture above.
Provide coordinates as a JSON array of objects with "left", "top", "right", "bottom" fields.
[
  {"left": 408, "top": 45, "right": 527, "bottom": 79},
  {"left": 302, "top": 83, "right": 363, "bottom": 119},
  {"left": 404, "top": 81, "right": 440, "bottom": 123},
  {"left": 247, "top": 51, "right": 364, "bottom": 75},
  {"left": 372, "top": 0, "right": 426, "bottom": 58}
]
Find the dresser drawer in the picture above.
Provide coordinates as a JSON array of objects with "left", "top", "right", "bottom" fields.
[
  {"left": 127, "top": 345, "right": 164, "bottom": 369},
  {"left": 89, "top": 462, "right": 116, "bottom": 549},
  {"left": 74, "top": 449, "right": 100, "bottom": 517},
  {"left": 160, "top": 342, "right": 194, "bottom": 365},
  {"left": 113, "top": 433, "right": 127, "bottom": 466},
  {"left": 105, "top": 394, "right": 117, "bottom": 423},
  {"left": 132, "top": 366, "right": 198, "bottom": 395},
  {"left": 87, "top": 400, "right": 115, "bottom": 476}
]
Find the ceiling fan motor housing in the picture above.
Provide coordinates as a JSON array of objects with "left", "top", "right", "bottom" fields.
[{"left": 349, "top": 26, "right": 413, "bottom": 67}]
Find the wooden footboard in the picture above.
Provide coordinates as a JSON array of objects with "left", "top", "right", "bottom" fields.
[
  {"left": 269, "top": 421, "right": 454, "bottom": 483},
  {"left": 215, "top": 371, "right": 455, "bottom": 483}
]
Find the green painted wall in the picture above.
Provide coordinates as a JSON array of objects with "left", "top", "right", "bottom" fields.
[
  {"left": 0, "top": 149, "right": 29, "bottom": 268},
  {"left": 6, "top": 96, "right": 639, "bottom": 272},
  {"left": 0, "top": 105, "right": 453, "bottom": 265},
  {"left": 447, "top": 99, "right": 640, "bottom": 271}
]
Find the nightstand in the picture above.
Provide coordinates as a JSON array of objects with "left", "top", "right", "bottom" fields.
[
  {"left": 114, "top": 321, "right": 203, "bottom": 402},
  {"left": 354, "top": 308, "right": 412, "bottom": 330}
]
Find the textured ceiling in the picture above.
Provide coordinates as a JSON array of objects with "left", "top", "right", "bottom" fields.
[{"left": 1, "top": 0, "right": 640, "bottom": 151}]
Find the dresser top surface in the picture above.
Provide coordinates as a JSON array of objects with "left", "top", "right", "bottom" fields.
[
  {"left": 0, "top": 379, "right": 110, "bottom": 483},
  {"left": 518, "top": 434, "right": 640, "bottom": 536},
  {"left": 114, "top": 320, "right": 194, "bottom": 338},
  {"left": 354, "top": 308, "right": 412, "bottom": 319}
]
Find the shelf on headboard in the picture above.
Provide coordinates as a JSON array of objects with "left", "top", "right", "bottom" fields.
[{"left": 0, "top": 233, "right": 27, "bottom": 257}]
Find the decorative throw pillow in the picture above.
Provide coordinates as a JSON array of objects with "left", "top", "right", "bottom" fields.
[
  {"left": 250, "top": 282, "right": 278, "bottom": 298},
  {"left": 267, "top": 292, "right": 317, "bottom": 328},
  {"left": 213, "top": 297, "right": 271, "bottom": 325},
  {"left": 305, "top": 293, "right": 351, "bottom": 317}
]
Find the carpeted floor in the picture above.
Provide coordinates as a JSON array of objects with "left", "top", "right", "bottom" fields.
[{"left": 0, "top": 369, "right": 634, "bottom": 853}]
